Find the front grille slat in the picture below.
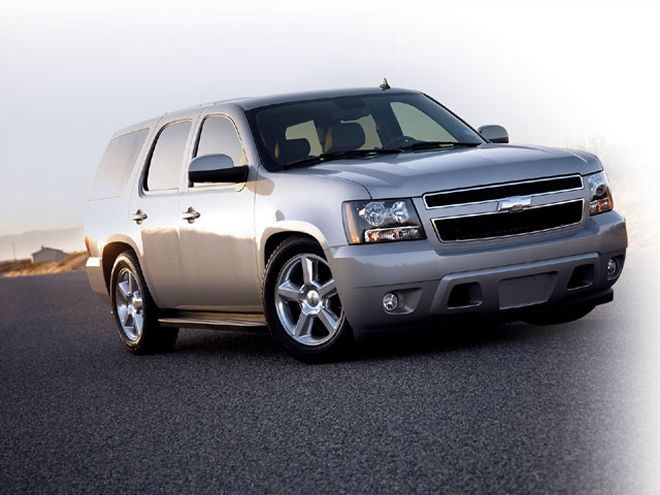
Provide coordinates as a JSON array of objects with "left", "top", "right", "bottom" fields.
[
  {"left": 433, "top": 200, "right": 583, "bottom": 242},
  {"left": 424, "top": 176, "right": 582, "bottom": 208}
]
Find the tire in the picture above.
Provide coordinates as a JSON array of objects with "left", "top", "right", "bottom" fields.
[
  {"left": 524, "top": 303, "right": 595, "bottom": 326},
  {"left": 109, "top": 251, "right": 179, "bottom": 354},
  {"left": 263, "top": 236, "right": 353, "bottom": 363}
]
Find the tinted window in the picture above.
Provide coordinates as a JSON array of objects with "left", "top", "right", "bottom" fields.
[
  {"left": 195, "top": 115, "right": 244, "bottom": 166},
  {"left": 341, "top": 115, "right": 382, "bottom": 149},
  {"left": 285, "top": 120, "right": 322, "bottom": 155},
  {"left": 249, "top": 92, "right": 483, "bottom": 170},
  {"left": 90, "top": 129, "right": 148, "bottom": 199},
  {"left": 391, "top": 102, "right": 454, "bottom": 142},
  {"left": 282, "top": 116, "right": 381, "bottom": 155},
  {"left": 146, "top": 121, "right": 191, "bottom": 191}
]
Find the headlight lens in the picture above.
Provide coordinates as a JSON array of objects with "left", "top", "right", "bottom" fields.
[
  {"left": 587, "top": 171, "right": 614, "bottom": 215},
  {"left": 342, "top": 199, "right": 426, "bottom": 244}
]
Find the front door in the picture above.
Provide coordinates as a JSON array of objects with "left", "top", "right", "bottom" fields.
[{"left": 177, "top": 114, "right": 260, "bottom": 312}]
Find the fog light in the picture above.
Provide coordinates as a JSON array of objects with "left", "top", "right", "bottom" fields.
[
  {"left": 607, "top": 258, "right": 619, "bottom": 278},
  {"left": 383, "top": 293, "right": 399, "bottom": 313}
]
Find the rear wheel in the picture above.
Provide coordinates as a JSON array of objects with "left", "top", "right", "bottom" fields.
[
  {"left": 109, "top": 251, "right": 178, "bottom": 353},
  {"left": 524, "top": 303, "right": 595, "bottom": 326},
  {"left": 263, "top": 237, "right": 353, "bottom": 362}
]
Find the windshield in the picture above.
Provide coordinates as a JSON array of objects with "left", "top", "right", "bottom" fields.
[{"left": 247, "top": 92, "right": 484, "bottom": 170}]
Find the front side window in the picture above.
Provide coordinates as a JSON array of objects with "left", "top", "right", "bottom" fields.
[
  {"left": 91, "top": 128, "right": 148, "bottom": 199},
  {"left": 194, "top": 115, "right": 244, "bottom": 166},
  {"left": 145, "top": 121, "right": 191, "bottom": 191},
  {"left": 247, "top": 92, "right": 483, "bottom": 170}
]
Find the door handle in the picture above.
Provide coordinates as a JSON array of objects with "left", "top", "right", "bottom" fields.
[
  {"left": 181, "top": 206, "right": 200, "bottom": 223},
  {"left": 130, "top": 209, "right": 148, "bottom": 224}
]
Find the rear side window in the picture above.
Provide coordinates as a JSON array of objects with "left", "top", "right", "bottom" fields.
[
  {"left": 146, "top": 121, "right": 192, "bottom": 191},
  {"left": 90, "top": 128, "right": 148, "bottom": 200}
]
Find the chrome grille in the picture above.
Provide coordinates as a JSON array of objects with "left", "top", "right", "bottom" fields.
[
  {"left": 433, "top": 200, "right": 584, "bottom": 241},
  {"left": 426, "top": 175, "right": 586, "bottom": 242},
  {"left": 424, "top": 175, "right": 583, "bottom": 209}
]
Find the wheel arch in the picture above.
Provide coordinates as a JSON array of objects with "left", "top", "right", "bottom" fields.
[
  {"left": 259, "top": 224, "right": 328, "bottom": 278},
  {"left": 101, "top": 239, "right": 139, "bottom": 292}
]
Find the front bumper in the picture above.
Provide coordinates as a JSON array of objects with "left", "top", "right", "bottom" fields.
[{"left": 329, "top": 211, "right": 627, "bottom": 331}]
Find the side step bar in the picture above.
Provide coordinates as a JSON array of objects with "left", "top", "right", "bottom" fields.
[{"left": 158, "top": 311, "right": 266, "bottom": 330}]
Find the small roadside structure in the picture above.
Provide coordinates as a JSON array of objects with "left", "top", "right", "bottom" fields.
[{"left": 31, "top": 246, "right": 67, "bottom": 264}]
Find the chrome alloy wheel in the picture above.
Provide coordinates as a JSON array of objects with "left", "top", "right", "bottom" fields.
[
  {"left": 114, "top": 268, "right": 144, "bottom": 342},
  {"left": 274, "top": 253, "right": 345, "bottom": 346}
]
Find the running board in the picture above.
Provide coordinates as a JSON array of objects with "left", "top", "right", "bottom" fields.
[{"left": 158, "top": 311, "right": 266, "bottom": 330}]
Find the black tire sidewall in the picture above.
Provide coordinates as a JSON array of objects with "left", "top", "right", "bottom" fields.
[
  {"left": 110, "top": 253, "right": 148, "bottom": 350},
  {"left": 263, "top": 237, "right": 352, "bottom": 362},
  {"left": 109, "top": 251, "right": 177, "bottom": 353}
]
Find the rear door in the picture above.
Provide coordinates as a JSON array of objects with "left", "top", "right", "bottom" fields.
[
  {"left": 130, "top": 119, "right": 193, "bottom": 309},
  {"left": 177, "top": 113, "right": 260, "bottom": 311}
]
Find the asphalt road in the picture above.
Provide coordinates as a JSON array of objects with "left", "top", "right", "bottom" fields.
[{"left": 1, "top": 252, "right": 658, "bottom": 494}]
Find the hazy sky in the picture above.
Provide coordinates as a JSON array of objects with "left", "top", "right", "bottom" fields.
[{"left": 1, "top": 0, "right": 658, "bottom": 237}]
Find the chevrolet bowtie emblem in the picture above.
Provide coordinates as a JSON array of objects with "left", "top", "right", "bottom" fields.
[{"left": 498, "top": 195, "right": 532, "bottom": 213}]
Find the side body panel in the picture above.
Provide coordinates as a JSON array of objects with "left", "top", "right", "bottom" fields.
[
  {"left": 253, "top": 168, "right": 371, "bottom": 280},
  {"left": 84, "top": 120, "right": 159, "bottom": 303},
  {"left": 130, "top": 192, "right": 185, "bottom": 307},
  {"left": 127, "top": 112, "right": 199, "bottom": 309},
  {"left": 176, "top": 108, "right": 261, "bottom": 311}
]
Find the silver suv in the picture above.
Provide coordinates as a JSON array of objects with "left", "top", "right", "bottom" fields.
[{"left": 85, "top": 86, "right": 627, "bottom": 361}]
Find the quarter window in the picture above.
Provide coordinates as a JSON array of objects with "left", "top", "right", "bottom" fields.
[
  {"left": 195, "top": 115, "right": 244, "bottom": 166},
  {"left": 91, "top": 129, "right": 148, "bottom": 199},
  {"left": 146, "top": 121, "right": 191, "bottom": 191}
]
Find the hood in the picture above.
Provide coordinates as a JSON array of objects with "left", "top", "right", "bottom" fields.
[{"left": 293, "top": 144, "right": 601, "bottom": 198}]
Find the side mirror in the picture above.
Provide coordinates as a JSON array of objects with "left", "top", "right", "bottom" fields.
[
  {"left": 478, "top": 125, "right": 509, "bottom": 144},
  {"left": 188, "top": 154, "right": 249, "bottom": 184}
]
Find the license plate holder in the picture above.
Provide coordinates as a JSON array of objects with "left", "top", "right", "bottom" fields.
[{"left": 499, "top": 273, "right": 554, "bottom": 310}]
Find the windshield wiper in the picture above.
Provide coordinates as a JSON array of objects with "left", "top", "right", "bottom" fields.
[
  {"left": 283, "top": 142, "right": 480, "bottom": 168},
  {"left": 285, "top": 148, "right": 401, "bottom": 168},
  {"left": 397, "top": 141, "right": 481, "bottom": 152}
]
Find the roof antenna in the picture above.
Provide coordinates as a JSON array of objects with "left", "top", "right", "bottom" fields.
[{"left": 379, "top": 77, "right": 390, "bottom": 90}]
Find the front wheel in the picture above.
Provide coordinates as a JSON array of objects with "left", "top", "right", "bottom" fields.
[{"left": 263, "top": 237, "right": 353, "bottom": 362}]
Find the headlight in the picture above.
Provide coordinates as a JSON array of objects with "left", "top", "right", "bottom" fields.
[
  {"left": 587, "top": 171, "right": 614, "bottom": 215},
  {"left": 342, "top": 199, "right": 426, "bottom": 244}
]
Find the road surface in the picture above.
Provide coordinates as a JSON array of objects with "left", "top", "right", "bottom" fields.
[{"left": 1, "top": 251, "right": 657, "bottom": 494}]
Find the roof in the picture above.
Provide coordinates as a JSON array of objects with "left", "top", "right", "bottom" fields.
[
  {"left": 227, "top": 87, "right": 418, "bottom": 110},
  {"left": 32, "top": 246, "right": 66, "bottom": 256},
  {"left": 113, "top": 87, "right": 418, "bottom": 137}
]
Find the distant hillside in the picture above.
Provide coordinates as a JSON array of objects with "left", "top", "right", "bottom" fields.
[{"left": 0, "top": 226, "right": 84, "bottom": 261}]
